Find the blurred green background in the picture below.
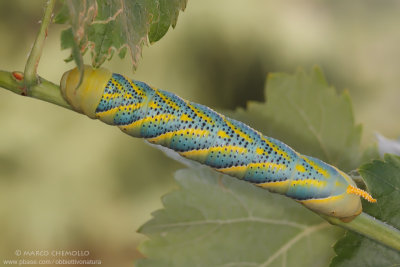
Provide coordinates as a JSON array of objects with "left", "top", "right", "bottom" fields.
[{"left": 0, "top": 0, "right": 399, "bottom": 266}]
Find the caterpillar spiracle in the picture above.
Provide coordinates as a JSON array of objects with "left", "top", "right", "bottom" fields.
[{"left": 60, "top": 66, "right": 376, "bottom": 221}]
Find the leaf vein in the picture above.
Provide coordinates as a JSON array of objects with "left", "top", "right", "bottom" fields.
[{"left": 259, "top": 222, "right": 330, "bottom": 267}]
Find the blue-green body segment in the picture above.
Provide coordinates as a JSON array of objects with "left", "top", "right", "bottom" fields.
[{"left": 96, "top": 73, "right": 354, "bottom": 201}]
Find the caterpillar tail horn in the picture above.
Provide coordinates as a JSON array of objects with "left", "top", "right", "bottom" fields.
[{"left": 347, "top": 185, "right": 377, "bottom": 203}]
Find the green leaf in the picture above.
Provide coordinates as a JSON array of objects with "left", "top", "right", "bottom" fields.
[
  {"left": 148, "top": 0, "right": 187, "bottom": 43},
  {"left": 60, "top": 28, "right": 84, "bottom": 73},
  {"left": 331, "top": 154, "right": 400, "bottom": 266},
  {"left": 360, "top": 143, "right": 380, "bottom": 166},
  {"left": 58, "top": 0, "right": 93, "bottom": 74},
  {"left": 53, "top": 0, "right": 69, "bottom": 24},
  {"left": 137, "top": 167, "right": 343, "bottom": 267},
  {"left": 226, "top": 67, "right": 362, "bottom": 171},
  {"left": 57, "top": 0, "right": 187, "bottom": 70},
  {"left": 60, "top": 28, "right": 74, "bottom": 50}
]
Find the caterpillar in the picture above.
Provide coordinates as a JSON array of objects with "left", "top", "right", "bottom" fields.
[{"left": 60, "top": 66, "right": 376, "bottom": 221}]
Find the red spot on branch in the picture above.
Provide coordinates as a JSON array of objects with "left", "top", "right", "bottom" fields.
[{"left": 12, "top": 71, "right": 24, "bottom": 81}]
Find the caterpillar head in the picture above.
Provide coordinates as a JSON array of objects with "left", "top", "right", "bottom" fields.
[{"left": 60, "top": 66, "right": 112, "bottom": 118}]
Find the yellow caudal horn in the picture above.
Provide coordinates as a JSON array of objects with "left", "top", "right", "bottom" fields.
[{"left": 346, "top": 185, "right": 377, "bottom": 203}]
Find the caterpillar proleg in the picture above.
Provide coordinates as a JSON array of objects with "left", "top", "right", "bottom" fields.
[{"left": 60, "top": 66, "right": 376, "bottom": 221}]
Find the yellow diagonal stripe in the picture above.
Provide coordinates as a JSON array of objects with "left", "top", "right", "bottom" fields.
[
  {"left": 217, "top": 130, "right": 230, "bottom": 139},
  {"left": 96, "top": 106, "right": 119, "bottom": 117},
  {"left": 260, "top": 136, "right": 290, "bottom": 160},
  {"left": 256, "top": 147, "right": 268, "bottom": 155},
  {"left": 147, "top": 128, "right": 210, "bottom": 144},
  {"left": 247, "top": 162, "right": 287, "bottom": 171},
  {"left": 290, "top": 179, "right": 327, "bottom": 188},
  {"left": 186, "top": 101, "right": 214, "bottom": 124},
  {"left": 180, "top": 114, "right": 192, "bottom": 121},
  {"left": 102, "top": 92, "right": 119, "bottom": 99},
  {"left": 148, "top": 101, "right": 161, "bottom": 109},
  {"left": 224, "top": 119, "right": 253, "bottom": 143},
  {"left": 122, "top": 113, "right": 176, "bottom": 130},
  {"left": 216, "top": 165, "right": 247, "bottom": 177},
  {"left": 156, "top": 90, "right": 180, "bottom": 110},
  {"left": 180, "top": 145, "right": 247, "bottom": 158},
  {"left": 300, "top": 156, "right": 329, "bottom": 177},
  {"left": 296, "top": 164, "right": 306, "bottom": 172},
  {"left": 258, "top": 180, "right": 290, "bottom": 194},
  {"left": 126, "top": 77, "right": 146, "bottom": 97}
]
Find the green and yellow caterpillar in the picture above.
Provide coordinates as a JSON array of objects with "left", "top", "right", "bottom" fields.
[{"left": 60, "top": 66, "right": 376, "bottom": 221}]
